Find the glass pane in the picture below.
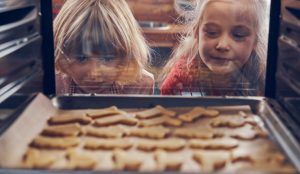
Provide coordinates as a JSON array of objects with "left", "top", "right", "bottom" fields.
[{"left": 52, "top": 0, "right": 271, "bottom": 96}]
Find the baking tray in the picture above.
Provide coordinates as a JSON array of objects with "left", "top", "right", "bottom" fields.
[{"left": 0, "top": 94, "right": 299, "bottom": 173}]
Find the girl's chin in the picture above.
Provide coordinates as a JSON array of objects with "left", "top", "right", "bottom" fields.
[{"left": 207, "top": 65, "right": 237, "bottom": 75}]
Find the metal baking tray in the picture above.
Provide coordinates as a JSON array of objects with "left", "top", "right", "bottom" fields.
[{"left": 0, "top": 95, "right": 299, "bottom": 173}]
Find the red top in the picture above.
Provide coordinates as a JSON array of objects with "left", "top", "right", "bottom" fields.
[
  {"left": 160, "top": 56, "right": 261, "bottom": 96},
  {"left": 160, "top": 56, "right": 199, "bottom": 95}
]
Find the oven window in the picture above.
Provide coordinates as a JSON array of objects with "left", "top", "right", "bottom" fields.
[{"left": 52, "top": 0, "right": 271, "bottom": 96}]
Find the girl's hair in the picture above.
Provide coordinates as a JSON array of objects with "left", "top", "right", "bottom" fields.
[
  {"left": 159, "top": 0, "right": 270, "bottom": 94},
  {"left": 54, "top": 0, "right": 150, "bottom": 77}
]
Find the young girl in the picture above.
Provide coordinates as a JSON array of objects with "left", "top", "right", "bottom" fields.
[
  {"left": 54, "top": 0, "right": 154, "bottom": 95},
  {"left": 160, "top": 0, "right": 270, "bottom": 96}
]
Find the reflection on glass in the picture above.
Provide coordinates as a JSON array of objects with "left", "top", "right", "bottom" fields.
[
  {"left": 52, "top": 0, "right": 271, "bottom": 96},
  {"left": 159, "top": 0, "right": 270, "bottom": 96},
  {"left": 53, "top": 0, "right": 154, "bottom": 95}
]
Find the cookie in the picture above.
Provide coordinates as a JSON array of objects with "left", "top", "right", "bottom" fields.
[
  {"left": 178, "top": 107, "right": 205, "bottom": 122},
  {"left": 84, "top": 138, "right": 133, "bottom": 150},
  {"left": 230, "top": 125, "right": 268, "bottom": 140},
  {"left": 137, "top": 116, "right": 164, "bottom": 127},
  {"left": 66, "top": 150, "right": 97, "bottom": 169},
  {"left": 231, "top": 149, "right": 286, "bottom": 165},
  {"left": 83, "top": 125, "right": 128, "bottom": 138},
  {"left": 251, "top": 125, "right": 269, "bottom": 137},
  {"left": 231, "top": 150, "right": 295, "bottom": 173},
  {"left": 113, "top": 149, "right": 142, "bottom": 171},
  {"left": 173, "top": 127, "right": 216, "bottom": 139},
  {"left": 137, "top": 138, "right": 186, "bottom": 151},
  {"left": 193, "top": 151, "right": 230, "bottom": 172},
  {"left": 23, "top": 148, "right": 56, "bottom": 169},
  {"left": 154, "top": 150, "right": 183, "bottom": 171},
  {"left": 93, "top": 114, "right": 138, "bottom": 127},
  {"left": 31, "top": 136, "right": 80, "bottom": 149},
  {"left": 178, "top": 107, "right": 219, "bottom": 122},
  {"left": 163, "top": 117, "right": 183, "bottom": 127},
  {"left": 138, "top": 116, "right": 182, "bottom": 127},
  {"left": 85, "top": 106, "right": 126, "bottom": 119},
  {"left": 48, "top": 114, "right": 92, "bottom": 125},
  {"left": 203, "top": 109, "right": 220, "bottom": 117},
  {"left": 41, "top": 123, "right": 81, "bottom": 137},
  {"left": 210, "top": 115, "right": 256, "bottom": 128},
  {"left": 189, "top": 138, "right": 238, "bottom": 150},
  {"left": 135, "top": 105, "right": 176, "bottom": 119},
  {"left": 129, "top": 126, "right": 170, "bottom": 139}
]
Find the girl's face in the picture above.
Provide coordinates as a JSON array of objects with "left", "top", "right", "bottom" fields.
[
  {"left": 198, "top": 0, "right": 257, "bottom": 75},
  {"left": 61, "top": 54, "right": 126, "bottom": 92}
]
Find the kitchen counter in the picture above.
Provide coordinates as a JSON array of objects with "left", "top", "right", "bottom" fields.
[{"left": 142, "top": 24, "right": 186, "bottom": 47}]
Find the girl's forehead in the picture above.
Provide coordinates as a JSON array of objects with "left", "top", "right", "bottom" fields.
[{"left": 202, "top": 0, "right": 256, "bottom": 26}]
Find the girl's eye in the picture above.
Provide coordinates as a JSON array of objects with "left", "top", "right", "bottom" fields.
[
  {"left": 232, "top": 27, "right": 251, "bottom": 41},
  {"left": 233, "top": 33, "right": 243, "bottom": 37},
  {"left": 232, "top": 32, "right": 248, "bottom": 40},
  {"left": 101, "top": 57, "right": 112, "bottom": 62},
  {"left": 202, "top": 24, "right": 221, "bottom": 38},
  {"left": 99, "top": 55, "right": 115, "bottom": 63},
  {"left": 205, "top": 31, "right": 220, "bottom": 38},
  {"left": 74, "top": 55, "right": 88, "bottom": 63}
]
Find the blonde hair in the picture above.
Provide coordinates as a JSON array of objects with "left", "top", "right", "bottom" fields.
[
  {"left": 160, "top": 0, "right": 270, "bottom": 94},
  {"left": 54, "top": 0, "right": 150, "bottom": 77}
]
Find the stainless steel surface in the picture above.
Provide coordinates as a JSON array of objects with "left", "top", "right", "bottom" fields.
[
  {"left": 284, "top": 98, "right": 300, "bottom": 114},
  {"left": 138, "top": 21, "right": 170, "bottom": 30},
  {"left": 0, "top": 5, "right": 38, "bottom": 44},
  {"left": 0, "top": 34, "right": 41, "bottom": 78},
  {"left": 258, "top": 98, "right": 300, "bottom": 170},
  {"left": 0, "top": 33, "right": 41, "bottom": 104},
  {"left": 50, "top": 95, "right": 300, "bottom": 172},
  {"left": 0, "top": 0, "right": 43, "bottom": 102},
  {"left": 0, "top": 94, "right": 36, "bottom": 135},
  {"left": 0, "top": 63, "right": 40, "bottom": 104},
  {"left": 276, "top": 0, "right": 300, "bottom": 139},
  {"left": 176, "top": 0, "right": 196, "bottom": 11},
  {"left": 282, "top": 98, "right": 300, "bottom": 133},
  {"left": 0, "top": 109, "right": 13, "bottom": 120},
  {"left": 277, "top": 37, "right": 300, "bottom": 96},
  {"left": 0, "top": 94, "right": 33, "bottom": 122},
  {"left": 278, "top": 0, "right": 300, "bottom": 97},
  {"left": 277, "top": 35, "right": 300, "bottom": 98},
  {"left": 0, "top": 0, "right": 35, "bottom": 13}
]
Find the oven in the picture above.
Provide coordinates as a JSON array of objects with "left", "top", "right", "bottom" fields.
[{"left": 0, "top": 0, "right": 299, "bottom": 173}]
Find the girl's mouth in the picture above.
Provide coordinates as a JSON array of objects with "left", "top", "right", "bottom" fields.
[{"left": 209, "top": 56, "right": 232, "bottom": 65}]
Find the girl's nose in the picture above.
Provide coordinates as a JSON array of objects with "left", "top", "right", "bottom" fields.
[
  {"left": 215, "top": 35, "right": 230, "bottom": 52},
  {"left": 90, "top": 58, "right": 99, "bottom": 69},
  {"left": 89, "top": 59, "right": 102, "bottom": 76}
]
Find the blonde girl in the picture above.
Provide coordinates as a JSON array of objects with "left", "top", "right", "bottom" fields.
[
  {"left": 160, "top": 0, "right": 270, "bottom": 96},
  {"left": 54, "top": 0, "right": 154, "bottom": 95}
]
